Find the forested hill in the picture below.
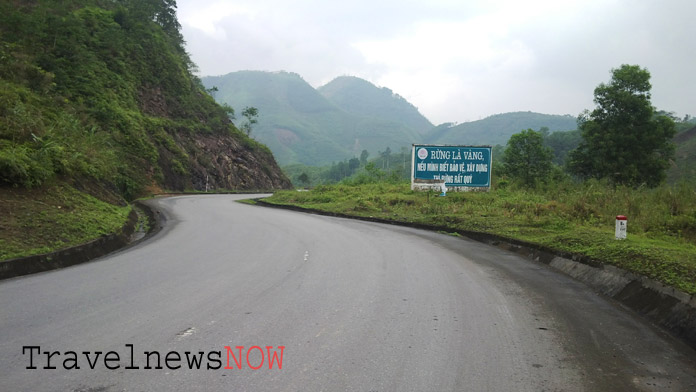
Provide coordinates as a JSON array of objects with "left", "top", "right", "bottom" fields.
[
  {"left": 203, "top": 71, "right": 582, "bottom": 167},
  {"left": 425, "top": 112, "right": 578, "bottom": 146},
  {"left": 318, "top": 76, "right": 433, "bottom": 135},
  {"left": 0, "top": 0, "right": 291, "bottom": 199},
  {"left": 202, "top": 71, "right": 429, "bottom": 166}
]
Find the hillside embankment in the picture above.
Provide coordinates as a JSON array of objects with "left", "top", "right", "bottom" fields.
[{"left": 0, "top": 1, "right": 291, "bottom": 264}]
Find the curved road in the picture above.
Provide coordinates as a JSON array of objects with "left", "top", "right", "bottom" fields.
[{"left": 1, "top": 194, "right": 695, "bottom": 391}]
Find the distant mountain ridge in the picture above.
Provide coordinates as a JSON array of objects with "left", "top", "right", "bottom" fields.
[
  {"left": 426, "top": 112, "right": 578, "bottom": 147},
  {"left": 203, "top": 71, "right": 347, "bottom": 166},
  {"left": 203, "top": 71, "right": 580, "bottom": 166},
  {"left": 318, "top": 76, "right": 433, "bottom": 135},
  {"left": 202, "top": 71, "right": 432, "bottom": 166}
]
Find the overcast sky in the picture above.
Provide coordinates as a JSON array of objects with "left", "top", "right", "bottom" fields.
[{"left": 176, "top": 0, "right": 695, "bottom": 125}]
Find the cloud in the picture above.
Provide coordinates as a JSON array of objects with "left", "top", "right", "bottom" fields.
[
  {"left": 178, "top": 2, "right": 258, "bottom": 40},
  {"left": 177, "top": 0, "right": 696, "bottom": 124}
]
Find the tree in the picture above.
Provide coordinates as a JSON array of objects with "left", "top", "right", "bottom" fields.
[
  {"left": 544, "top": 129, "right": 582, "bottom": 165},
  {"left": 491, "top": 145, "right": 505, "bottom": 164},
  {"left": 336, "top": 161, "right": 348, "bottom": 179},
  {"left": 360, "top": 149, "right": 369, "bottom": 166},
  {"left": 117, "top": 0, "right": 184, "bottom": 49},
  {"left": 503, "top": 129, "right": 553, "bottom": 187},
  {"left": 348, "top": 157, "right": 360, "bottom": 172},
  {"left": 297, "top": 172, "right": 309, "bottom": 187},
  {"left": 364, "top": 162, "right": 384, "bottom": 179},
  {"left": 380, "top": 146, "right": 392, "bottom": 169},
  {"left": 206, "top": 86, "right": 218, "bottom": 99},
  {"left": 567, "top": 65, "right": 676, "bottom": 187},
  {"left": 240, "top": 106, "right": 258, "bottom": 136}
]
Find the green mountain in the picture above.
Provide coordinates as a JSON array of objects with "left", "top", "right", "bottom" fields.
[
  {"left": 318, "top": 76, "right": 433, "bottom": 135},
  {"left": 202, "top": 72, "right": 431, "bottom": 166},
  {"left": 203, "top": 71, "right": 581, "bottom": 166},
  {"left": 0, "top": 0, "right": 290, "bottom": 198},
  {"left": 426, "top": 112, "right": 578, "bottom": 146},
  {"left": 203, "top": 71, "right": 352, "bottom": 166}
]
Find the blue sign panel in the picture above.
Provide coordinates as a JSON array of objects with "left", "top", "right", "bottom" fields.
[{"left": 412, "top": 145, "right": 492, "bottom": 187}]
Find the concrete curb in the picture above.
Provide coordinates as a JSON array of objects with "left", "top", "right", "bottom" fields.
[
  {"left": 0, "top": 201, "right": 158, "bottom": 281},
  {"left": 254, "top": 199, "right": 696, "bottom": 351},
  {"left": 133, "top": 199, "right": 166, "bottom": 239}
]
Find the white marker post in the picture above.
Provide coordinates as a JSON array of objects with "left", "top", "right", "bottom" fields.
[
  {"left": 439, "top": 182, "right": 447, "bottom": 196},
  {"left": 615, "top": 215, "right": 627, "bottom": 240}
]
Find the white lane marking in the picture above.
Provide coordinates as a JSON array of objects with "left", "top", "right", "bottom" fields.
[
  {"left": 177, "top": 327, "right": 196, "bottom": 339},
  {"left": 304, "top": 251, "right": 309, "bottom": 262}
]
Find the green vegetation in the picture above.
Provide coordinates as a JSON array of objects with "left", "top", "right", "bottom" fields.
[
  {"left": 0, "top": 1, "right": 289, "bottom": 261},
  {"left": 271, "top": 64, "right": 696, "bottom": 296},
  {"left": 542, "top": 128, "right": 582, "bottom": 166},
  {"left": 203, "top": 70, "right": 583, "bottom": 168},
  {"left": 283, "top": 147, "right": 411, "bottom": 187},
  {"left": 427, "top": 112, "right": 578, "bottom": 147},
  {"left": 264, "top": 181, "right": 696, "bottom": 294},
  {"left": 202, "top": 71, "right": 430, "bottom": 166},
  {"left": 271, "top": 62, "right": 695, "bottom": 292},
  {"left": 568, "top": 65, "right": 676, "bottom": 187},
  {"left": 0, "top": 0, "right": 281, "bottom": 198},
  {"left": 201, "top": 68, "right": 695, "bottom": 186},
  {"left": 503, "top": 129, "right": 554, "bottom": 187},
  {"left": 318, "top": 76, "right": 433, "bottom": 135},
  {"left": 668, "top": 123, "right": 696, "bottom": 183},
  {"left": 239, "top": 106, "right": 259, "bottom": 136},
  {"left": 0, "top": 183, "right": 132, "bottom": 260}
]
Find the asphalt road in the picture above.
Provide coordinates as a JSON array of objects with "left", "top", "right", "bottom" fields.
[{"left": 1, "top": 194, "right": 695, "bottom": 391}]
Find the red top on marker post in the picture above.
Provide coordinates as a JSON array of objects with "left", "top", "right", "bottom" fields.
[{"left": 615, "top": 215, "right": 627, "bottom": 240}]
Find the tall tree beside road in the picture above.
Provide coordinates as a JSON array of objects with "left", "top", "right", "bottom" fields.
[
  {"left": 568, "top": 65, "right": 676, "bottom": 187},
  {"left": 503, "top": 129, "right": 553, "bottom": 187}
]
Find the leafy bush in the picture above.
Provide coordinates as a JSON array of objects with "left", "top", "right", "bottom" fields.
[
  {"left": 0, "top": 0, "right": 264, "bottom": 196},
  {"left": 0, "top": 141, "right": 52, "bottom": 186}
]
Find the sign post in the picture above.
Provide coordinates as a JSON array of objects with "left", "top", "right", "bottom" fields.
[
  {"left": 411, "top": 144, "right": 492, "bottom": 191},
  {"left": 615, "top": 215, "right": 627, "bottom": 240}
]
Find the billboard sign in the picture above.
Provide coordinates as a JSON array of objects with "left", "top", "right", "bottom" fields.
[{"left": 412, "top": 145, "right": 492, "bottom": 188}]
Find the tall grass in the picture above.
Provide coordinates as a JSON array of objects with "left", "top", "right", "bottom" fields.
[{"left": 529, "top": 179, "right": 696, "bottom": 243}]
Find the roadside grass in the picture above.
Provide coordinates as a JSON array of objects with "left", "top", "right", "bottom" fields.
[
  {"left": 0, "top": 183, "right": 132, "bottom": 261},
  {"left": 264, "top": 181, "right": 696, "bottom": 294}
]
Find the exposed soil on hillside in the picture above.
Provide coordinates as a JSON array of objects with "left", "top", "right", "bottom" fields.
[{"left": 158, "top": 131, "right": 293, "bottom": 191}]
